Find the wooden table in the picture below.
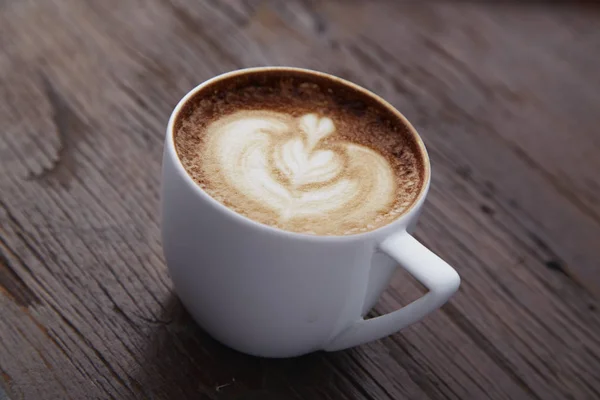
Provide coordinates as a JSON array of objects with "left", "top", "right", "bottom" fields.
[{"left": 1, "top": 1, "right": 599, "bottom": 399}]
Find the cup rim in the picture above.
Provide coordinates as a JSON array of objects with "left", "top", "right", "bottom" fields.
[{"left": 166, "top": 66, "right": 431, "bottom": 243}]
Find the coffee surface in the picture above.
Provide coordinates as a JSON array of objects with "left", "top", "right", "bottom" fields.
[{"left": 174, "top": 70, "right": 425, "bottom": 236}]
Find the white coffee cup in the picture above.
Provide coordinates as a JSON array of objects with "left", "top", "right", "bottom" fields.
[{"left": 161, "top": 67, "right": 460, "bottom": 358}]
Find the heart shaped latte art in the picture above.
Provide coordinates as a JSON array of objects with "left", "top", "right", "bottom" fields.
[{"left": 200, "top": 110, "right": 397, "bottom": 234}]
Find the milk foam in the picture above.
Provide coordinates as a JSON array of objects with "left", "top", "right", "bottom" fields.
[{"left": 200, "top": 110, "right": 397, "bottom": 229}]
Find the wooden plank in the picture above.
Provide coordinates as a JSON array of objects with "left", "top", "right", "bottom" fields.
[{"left": 0, "top": 0, "right": 598, "bottom": 399}]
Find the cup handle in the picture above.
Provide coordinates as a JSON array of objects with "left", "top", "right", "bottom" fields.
[{"left": 324, "top": 231, "right": 460, "bottom": 351}]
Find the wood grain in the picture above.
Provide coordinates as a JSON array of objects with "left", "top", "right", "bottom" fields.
[{"left": 1, "top": 1, "right": 599, "bottom": 399}]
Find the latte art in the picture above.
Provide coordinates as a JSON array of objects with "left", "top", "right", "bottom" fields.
[{"left": 201, "top": 111, "right": 396, "bottom": 231}]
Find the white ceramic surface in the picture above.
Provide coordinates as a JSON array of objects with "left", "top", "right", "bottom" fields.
[{"left": 161, "top": 67, "right": 460, "bottom": 358}]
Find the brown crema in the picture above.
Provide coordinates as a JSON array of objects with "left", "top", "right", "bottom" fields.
[{"left": 174, "top": 69, "right": 426, "bottom": 236}]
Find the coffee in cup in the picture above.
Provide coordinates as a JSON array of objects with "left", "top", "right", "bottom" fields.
[{"left": 173, "top": 69, "right": 425, "bottom": 236}]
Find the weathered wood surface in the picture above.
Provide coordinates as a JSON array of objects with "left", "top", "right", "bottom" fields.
[{"left": 1, "top": 1, "right": 599, "bottom": 399}]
